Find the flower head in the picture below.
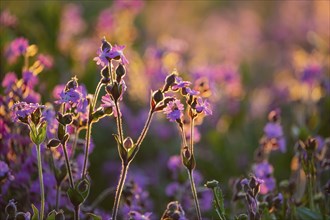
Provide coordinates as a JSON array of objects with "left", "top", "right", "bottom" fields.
[
  {"left": 101, "top": 94, "right": 118, "bottom": 117},
  {"left": 12, "top": 102, "right": 43, "bottom": 122},
  {"left": 109, "top": 44, "right": 129, "bottom": 65},
  {"left": 94, "top": 38, "right": 129, "bottom": 66},
  {"left": 172, "top": 76, "right": 191, "bottom": 90},
  {"left": 163, "top": 99, "right": 184, "bottom": 122},
  {"left": 195, "top": 97, "right": 212, "bottom": 115}
]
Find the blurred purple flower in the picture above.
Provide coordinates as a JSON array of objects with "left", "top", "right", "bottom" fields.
[
  {"left": 185, "top": 87, "right": 200, "bottom": 96},
  {"left": 11, "top": 37, "right": 29, "bottom": 55},
  {"left": 264, "top": 121, "right": 286, "bottom": 152},
  {"left": 0, "top": 160, "right": 9, "bottom": 178},
  {"left": 38, "top": 54, "right": 54, "bottom": 69},
  {"left": 52, "top": 84, "right": 65, "bottom": 99},
  {"left": 22, "top": 70, "right": 38, "bottom": 88},
  {"left": 252, "top": 162, "right": 276, "bottom": 194},
  {"left": 166, "top": 182, "right": 180, "bottom": 197},
  {"left": 195, "top": 97, "right": 212, "bottom": 115},
  {"left": 163, "top": 99, "right": 184, "bottom": 122},
  {"left": 301, "top": 64, "right": 322, "bottom": 86},
  {"left": 2, "top": 72, "right": 17, "bottom": 93},
  {"left": 0, "top": 9, "right": 17, "bottom": 27}
]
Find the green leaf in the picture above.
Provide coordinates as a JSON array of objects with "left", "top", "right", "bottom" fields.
[
  {"left": 31, "top": 204, "right": 39, "bottom": 220},
  {"left": 296, "top": 207, "right": 322, "bottom": 220},
  {"left": 67, "top": 178, "right": 90, "bottom": 206},
  {"left": 86, "top": 213, "right": 102, "bottom": 220}
]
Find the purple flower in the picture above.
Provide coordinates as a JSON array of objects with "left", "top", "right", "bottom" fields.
[
  {"left": 101, "top": 94, "right": 118, "bottom": 117},
  {"left": 2, "top": 72, "right": 17, "bottom": 93},
  {"left": 52, "top": 84, "right": 66, "bottom": 99},
  {"left": 252, "top": 162, "right": 276, "bottom": 194},
  {"left": 56, "top": 88, "right": 81, "bottom": 105},
  {"left": 38, "top": 54, "right": 53, "bottom": 69},
  {"left": 263, "top": 122, "right": 286, "bottom": 152},
  {"left": 12, "top": 102, "right": 43, "bottom": 122},
  {"left": 301, "top": 64, "right": 322, "bottom": 86},
  {"left": 172, "top": 76, "right": 191, "bottom": 90},
  {"left": 195, "top": 97, "right": 212, "bottom": 115},
  {"left": 166, "top": 182, "right": 180, "bottom": 197},
  {"left": 11, "top": 37, "right": 29, "bottom": 55},
  {"left": 0, "top": 10, "right": 17, "bottom": 27},
  {"left": 163, "top": 99, "right": 184, "bottom": 122},
  {"left": 108, "top": 44, "right": 129, "bottom": 65},
  {"left": 185, "top": 87, "right": 200, "bottom": 96},
  {"left": 0, "top": 160, "right": 9, "bottom": 178},
  {"left": 167, "top": 155, "right": 181, "bottom": 174},
  {"left": 23, "top": 70, "right": 38, "bottom": 88},
  {"left": 93, "top": 47, "right": 111, "bottom": 66}
]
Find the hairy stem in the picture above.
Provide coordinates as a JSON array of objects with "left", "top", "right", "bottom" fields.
[
  {"left": 70, "top": 128, "right": 79, "bottom": 161},
  {"left": 62, "top": 141, "right": 74, "bottom": 188},
  {"left": 115, "top": 102, "right": 124, "bottom": 145},
  {"left": 190, "top": 116, "right": 195, "bottom": 154},
  {"left": 112, "top": 163, "right": 129, "bottom": 220},
  {"left": 82, "top": 122, "right": 92, "bottom": 179},
  {"left": 36, "top": 144, "right": 45, "bottom": 220},
  {"left": 188, "top": 170, "right": 202, "bottom": 220},
  {"left": 136, "top": 110, "right": 154, "bottom": 148}
]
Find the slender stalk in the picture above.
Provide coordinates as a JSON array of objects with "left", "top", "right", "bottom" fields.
[
  {"left": 70, "top": 128, "right": 79, "bottom": 161},
  {"left": 92, "top": 81, "right": 103, "bottom": 111},
  {"left": 90, "top": 187, "right": 115, "bottom": 209},
  {"left": 82, "top": 122, "right": 92, "bottom": 179},
  {"left": 74, "top": 205, "right": 80, "bottom": 220},
  {"left": 136, "top": 110, "right": 153, "bottom": 148},
  {"left": 112, "top": 163, "right": 129, "bottom": 220},
  {"left": 115, "top": 102, "right": 124, "bottom": 145},
  {"left": 62, "top": 141, "right": 74, "bottom": 188},
  {"left": 190, "top": 116, "right": 195, "bottom": 154},
  {"left": 36, "top": 144, "right": 45, "bottom": 220},
  {"left": 308, "top": 174, "right": 315, "bottom": 211},
  {"left": 188, "top": 170, "right": 202, "bottom": 220},
  {"left": 56, "top": 184, "right": 61, "bottom": 211}
]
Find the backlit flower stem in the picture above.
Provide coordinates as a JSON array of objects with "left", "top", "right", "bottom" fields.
[
  {"left": 188, "top": 114, "right": 202, "bottom": 220},
  {"left": 36, "top": 144, "right": 45, "bottom": 220},
  {"left": 112, "top": 162, "right": 129, "bottom": 220},
  {"left": 82, "top": 121, "right": 92, "bottom": 179},
  {"left": 188, "top": 170, "right": 202, "bottom": 220},
  {"left": 56, "top": 184, "right": 61, "bottom": 211},
  {"left": 92, "top": 81, "right": 103, "bottom": 111},
  {"left": 112, "top": 109, "right": 154, "bottom": 220},
  {"left": 115, "top": 102, "right": 124, "bottom": 145},
  {"left": 62, "top": 141, "right": 74, "bottom": 188}
]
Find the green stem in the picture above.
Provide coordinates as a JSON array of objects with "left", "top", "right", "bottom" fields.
[
  {"left": 212, "top": 188, "right": 225, "bottom": 220},
  {"left": 112, "top": 163, "right": 129, "bottom": 220},
  {"left": 188, "top": 170, "right": 202, "bottom": 220},
  {"left": 308, "top": 174, "right": 315, "bottom": 211},
  {"left": 136, "top": 110, "right": 153, "bottom": 148},
  {"left": 190, "top": 116, "right": 195, "bottom": 154},
  {"left": 70, "top": 128, "right": 79, "bottom": 161},
  {"left": 56, "top": 184, "right": 60, "bottom": 211},
  {"left": 82, "top": 122, "right": 92, "bottom": 179},
  {"left": 62, "top": 141, "right": 74, "bottom": 188},
  {"left": 36, "top": 144, "right": 45, "bottom": 220}
]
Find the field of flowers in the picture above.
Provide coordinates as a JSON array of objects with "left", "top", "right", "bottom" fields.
[{"left": 0, "top": 1, "right": 329, "bottom": 220}]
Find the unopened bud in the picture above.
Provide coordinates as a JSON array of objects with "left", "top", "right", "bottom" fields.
[
  {"left": 152, "top": 90, "right": 163, "bottom": 104},
  {"left": 205, "top": 180, "right": 219, "bottom": 189},
  {"left": 163, "top": 74, "right": 176, "bottom": 92},
  {"left": 116, "top": 64, "right": 126, "bottom": 82},
  {"left": 101, "top": 66, "right": 110, "bottom": 79},
  {"left": 101, "top": 37, "right": 112, "bottom": 51},
  {"left": 47, "top": 139, "right": 61, "bottom": 148},
  {"left": 123, "top": 137, "right": 134, "bottom": 150},
  {"left": 65, "top": 76, "right": 78, "bottom": 91}
]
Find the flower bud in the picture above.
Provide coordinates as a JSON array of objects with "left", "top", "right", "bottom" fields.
[
  {"left": 101, "top": 37, "right": 112, "bottom": 51},
  {"left": 57, "top": 113, "right": 73, "bottom": 125},
  {"left": 163, "top": 74, "right": 176, "bottom": 92},
  {"left": 153, "top": 90, "right": 163, "bottom": 104},
  {"left": 31, "top": 107, "right": 42, "bottom": 125},
  {"left": 15, "top": 212, "right": 31, "bottom": 220},
  {"left": 205, "top": 180, "right": 219, "bottom": 189},
  {"left": 47, "top": 139, "right": 61, "bottom": 148},
  {"left": 124, "top": 137, "right": 134, "bottom": 150},
  {"left": 65, "top": 76, "right": 78, "bottom": 91},
  {"left": 101, "top": 66, "right": 110, "bottom": 79},
  {"left": 306, "top": 137, "right": 317, "bottom": 152},
  {"left": 116, "top": 64, "right": 126, "bottom": 83}
]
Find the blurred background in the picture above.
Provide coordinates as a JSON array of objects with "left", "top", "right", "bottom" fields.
[{"left": 1, "top": 0, "right": 329, "bottom": 218}]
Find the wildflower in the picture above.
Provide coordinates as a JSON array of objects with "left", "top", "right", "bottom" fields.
[
  {"left": 172, "top": 76, "right": 191, "bottom": 90},
  {"left": 184, "top": 87, "right": 200, "bottom": 96},
  {"left": 109, "top": 45, "right": 129, "bottom": 65},
  {"left": 11, "top": 37, "right": 29, "bottom": 55},
  {"left": 163, "top": 99, "right": 184, "bottom": 122},
  {"left": 22, "top": 70, "right": 38, "bottom": 88},
  {"left": 37, "top": 54, "right": 54, "bottom": 69},
  {"left": 94, "top": 47, "right": 111, "bottom": 67},
  {"left": 195, "top": 97, "right": 212, "bottom": 115},
  {"left": 0, "top": 160, "right": 9, "bottom": 179},
  {"left": 2, "top": 72, "right": 17, "bottom": 93},
  {"left": 12, "top": 102, "right": 43, "bottom": 122},
  {"left": 161, "top": 201, "right": 186, "bottom": 220},
  {"left": 56, "top": 88, "right": 81, "bottom": 104},
  {"left": 252, "top": 162, "right": 276, "bottom": 194}
]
